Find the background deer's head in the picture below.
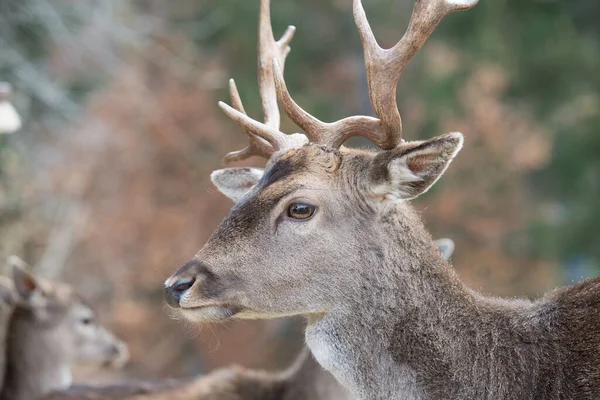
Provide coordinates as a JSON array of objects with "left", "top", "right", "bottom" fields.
[{"left": 9, "top": 259, "right": 128, "bottom": 368}]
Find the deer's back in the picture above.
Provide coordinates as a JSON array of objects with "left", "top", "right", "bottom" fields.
[
  {"left": 473, "top": 275, "right": 600, "bottom": 399},
  {"left": 475, "top": 275, "right": 600, "bottom": 399},
  {"left": 548, "top": 275, "right": 600, "bottom": 398},
  {"left": 42, "top": 380, "right": 187, "bottom": 400},
  {"left": 42, "top": 366, "right": 285, "bottom": 400},
  {"left": 42, "top": 350, "right": 348, "bottom": 400}
]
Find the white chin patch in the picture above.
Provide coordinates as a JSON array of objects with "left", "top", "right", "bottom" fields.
[{"left": 180, "top": 306, "right": 234, "bottom": 323}]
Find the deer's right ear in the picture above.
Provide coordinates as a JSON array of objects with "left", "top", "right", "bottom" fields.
[
  {"left": 210, "top": 168, "right": 264, "bottom": 203},
  {"left": 370, "top": 133, "right": 463, "bottom": 201},
  {"left": 10, "top": 256, "right": 39, "bottom": 300}
]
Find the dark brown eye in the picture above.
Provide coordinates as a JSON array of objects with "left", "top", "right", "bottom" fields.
[
  {"left": 287, "top": 203, "right": 315, "bottom": 220},
  {"left": 81, "top": 317, "right": 93, "bottom": 325}
]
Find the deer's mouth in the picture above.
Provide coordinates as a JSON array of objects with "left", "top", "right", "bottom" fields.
[{"left": 179, "top": 304, "right": 241, "bottom": 322}]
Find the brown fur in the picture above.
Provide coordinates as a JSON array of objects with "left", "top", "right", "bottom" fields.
[{"left": 166, "top": 140, "right": 600, "bottom": 400}]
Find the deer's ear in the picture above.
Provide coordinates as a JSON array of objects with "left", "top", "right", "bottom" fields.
[
  {"left": 211, "top": 168, "right": 264, "bottom": 203},
  {"left": 371, "top": 133, "right": 463, "bottom": 200},
  {"left": 434, "top": 238, "right": 455, "bottom": 261},
  {"left": 10, "top": 256, "right": 39, "bottom": 300}
]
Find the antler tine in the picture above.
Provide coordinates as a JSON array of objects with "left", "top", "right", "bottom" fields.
[
  {"left": 273, "top": 48, "right": 401, "bottom": 149},
  {"left": 273, "top": 60, "right": 387, "bottom": 149},
  {"left": 221, "top": 0, "right": 305, "bottom": 163},
  {"left": 223, "top": 79, "right": 274, "bottom": 163},
  {"left": 353, "top": 0, "right": 479, "bottom": 139},
  {"left": 219, "top": 101, "right": 290, "bottom": 149},
  {"left": 259, "top": 0, "right": 296, "bottom": 131}
]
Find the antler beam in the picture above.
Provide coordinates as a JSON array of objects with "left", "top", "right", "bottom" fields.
[
  {"left": 273, "top": 0, "right": 478, "bottom": 150},
  {"left": 353, "top": 0, "right": 479, "bottom": 141}
]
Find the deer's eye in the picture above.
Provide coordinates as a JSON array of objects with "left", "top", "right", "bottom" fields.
[
  {"left": 287, "top": 203, "right": 315, "bottom": 220},
  {"left": 81, "top": 317, "right": 94, "bottom": 325}
]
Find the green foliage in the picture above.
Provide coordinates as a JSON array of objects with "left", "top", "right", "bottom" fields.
[{"left": 445, "top": 0, "right": 600, "bottom": 269}]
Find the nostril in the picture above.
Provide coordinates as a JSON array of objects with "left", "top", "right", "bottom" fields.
[
  {"left": 173, "top": 277, "right": 195, "bottom": 294},
  {"left": 107, "top": 342, "right": 129, "bottom": 369},
  {"left": 165, "top": 277, "right": 195, "bottom": 308}
]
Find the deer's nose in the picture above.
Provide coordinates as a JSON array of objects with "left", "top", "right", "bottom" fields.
[
  {"left": 165, "top": 277, "right": 195, "bottom": 308},
  {"left": 107, "top": 341, "right": 129, "bottom": 369}
]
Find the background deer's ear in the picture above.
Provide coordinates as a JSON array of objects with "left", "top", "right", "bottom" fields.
[
  {"left": 211, "top": 168, "right": 264, "bottom": 203},
  {"left": 371, "top": 133, "right": 463, "bottom": 200},
  {"left": 10, "top": 256, "right": 40, "bottom": 301},
  {"left": 434, "top": 238, "right": 455, "bottom": 261}
]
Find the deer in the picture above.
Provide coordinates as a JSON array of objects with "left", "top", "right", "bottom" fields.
[
  {"left": 0, "top": 259, "right": 129, "bottom": 400},
  {"left": 164, "top": 0, "right": 600, "bottom": 399}
]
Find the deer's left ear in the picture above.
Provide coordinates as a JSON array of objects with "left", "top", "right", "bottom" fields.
[
  {"left": 371, "top": 133, "right": 463, "bottom": 200},
  {"left": 10, "top": 256, "right": 41, "bottom": 301},
  {"left": 211, "top": 168, "right": 264, "bottom": 203},
  {"left": 9, "top": 257, "right": 51, "bottom": 319},
  {"left": 434, "top": 238, "right": 455, "bottom": 260}
]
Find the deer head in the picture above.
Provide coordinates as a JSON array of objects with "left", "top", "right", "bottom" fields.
[
  {"left": 165, "top": 0, "right": 475, "bottom": 323},
  {"left": 9, "top": 261, "right": 128, "bottom": 368}
]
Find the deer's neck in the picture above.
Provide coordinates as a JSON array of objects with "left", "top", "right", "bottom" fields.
[
  {"left": 1, "top": 309, "right": 72, "bottom": 400},
  {"left": 305, "top": 204, "right": 536, "bottom": 400},
  {"left": 280, "top": 348, "right": 348, "bottom": 400}
]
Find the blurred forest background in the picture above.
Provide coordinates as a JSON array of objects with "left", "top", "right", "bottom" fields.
[{"left": 1, "top": 0, "right": 599, "bottom": 384}]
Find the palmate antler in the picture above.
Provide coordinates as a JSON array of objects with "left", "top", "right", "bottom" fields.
[{"left": 220, "top": 0, "right": 479, "bottom": 161}]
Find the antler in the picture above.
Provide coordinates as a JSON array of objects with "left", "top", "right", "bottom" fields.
[
  {"left": 273, "top": 0, "right": 479, "bottom": 149},
  {"left": 220, "top": 0, "right": 479, "bottom": 159},
  {"left": 219, "top": 0, "right": 307, "bottom": 162}
]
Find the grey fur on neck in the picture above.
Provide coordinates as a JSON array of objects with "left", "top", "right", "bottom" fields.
[{"left": 1, "top": 308, "right": 73, "bottom": 400}]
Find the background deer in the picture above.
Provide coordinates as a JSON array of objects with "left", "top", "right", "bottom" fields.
[
  {"left": 43, "top": 350, "right": 334, "bottom": 400},
  {"left": 0, "top": 277, "right": 15, "bottom": 392},
  {"left": 165, "top": 0, "right": 600, "bottom": 399},
  {"left": 0, "top": 259, "right": 128, "bottom": 400}
]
